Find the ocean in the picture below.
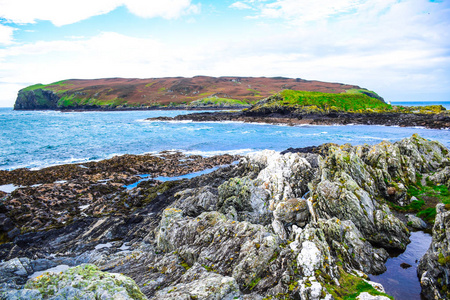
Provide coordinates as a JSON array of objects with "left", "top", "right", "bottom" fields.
[{"left": 0, "top": 107, "right": 449, "bottom": 170}]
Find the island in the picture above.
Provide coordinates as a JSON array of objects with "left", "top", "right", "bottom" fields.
[{"left": 13, "top": 76, "right": 380, "bottom": 110}]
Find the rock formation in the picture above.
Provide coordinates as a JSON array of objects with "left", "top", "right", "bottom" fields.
[{"left": 1, "top": 134, "right": 449, "bottom": 299}]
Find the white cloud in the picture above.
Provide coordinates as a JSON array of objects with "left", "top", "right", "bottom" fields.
[
  {"left": 0, "top": 24, "right": 15, "bottom": 45},
  {"left": 230, "top": 2, "right": 252, "bottom": 10},
  {"left": 0, "top": 0, "right": 449, "bottom": 106},
  {"left": 258, "top": 0, "right": 364, "bottom": 22},
  {"left": 0, "top": 0, "right": 199, "bottom": 26},
  {"left": 126, "top": 0, "right": 200, "bottom": 19}
]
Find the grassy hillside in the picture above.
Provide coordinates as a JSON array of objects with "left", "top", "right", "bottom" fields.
[{"left": 249, "top": 89, "right": 391, "bottom": 113}]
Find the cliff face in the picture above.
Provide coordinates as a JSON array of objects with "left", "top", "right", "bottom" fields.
[
  {"left": 13, "top": 89, "right": 60, "bottom": 110},
  {"left": 13, "top": 76, "right": 367, "bottom": 110}
]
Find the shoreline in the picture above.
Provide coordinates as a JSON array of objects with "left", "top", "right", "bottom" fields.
[{"left": 147, "top": 110, "right": 450, "bottom": 129}]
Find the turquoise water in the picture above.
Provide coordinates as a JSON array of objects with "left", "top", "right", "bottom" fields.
[{"left": 1, "top": 107, "right": 449, "bottom": 170}]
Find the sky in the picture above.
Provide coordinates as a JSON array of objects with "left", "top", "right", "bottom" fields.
[{"left": 0, "top": 0, "right": 449, "bottom": 107}]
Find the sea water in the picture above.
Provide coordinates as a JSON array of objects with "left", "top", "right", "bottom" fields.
[
  {"left": 1, "top": 107, "right": 449, "bottom": 170},
  {"left": 370, "top": 231, "right": 432, "bottom": 300}
]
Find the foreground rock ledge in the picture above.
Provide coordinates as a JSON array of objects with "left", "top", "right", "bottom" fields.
[{"left": 1, "top": 134, "right": 449, "bottom": 299}]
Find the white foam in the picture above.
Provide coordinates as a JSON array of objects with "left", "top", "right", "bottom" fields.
[
  {"left": 79, "top": 204, "right": 90, "bottom": 211},
  {"left": 95, "top": 242, "right": 113, "bottom": 250},
  {"left": 119, "top": 243, "right": 131, "bottom": 251},
  {"left": 182, "top": 148, "right": 255, "bottom": 157},
  {"left": 0, "top": 184, "right": 19, "bottom": 193}
]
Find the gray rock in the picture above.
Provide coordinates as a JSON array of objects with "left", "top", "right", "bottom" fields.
[
  {"left": 154, "top": 263, "right": 240, "bottom": 300},
  {"left": 406, "top": 214, "right": 428, "bottom": 229},
  {"left": 1, "top": 264, "right": 147, "bottom": 300},
  {"left": 0, "top": 257, "right": 33, "bottom": 289},
  {"left": 320, "top": 218, "right": 389, "bottom": 274},
  {"left": 356, "top": 292, "right": 391, "bottom": 300},
  {"left": 174, "top": 186, "right": 219, "bottom": 217}
]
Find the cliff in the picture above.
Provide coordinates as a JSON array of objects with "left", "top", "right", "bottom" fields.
[{"left": 13, "top": 76, "right": 372, "bottom": 110}]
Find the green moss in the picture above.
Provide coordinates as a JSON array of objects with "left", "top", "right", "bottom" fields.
[
  {"left": 288, "top": 281, "right": 298, "bottom": 291},
  {"left": 180, "top": 261, "right": 191, "bottom": 270},
  {"left": 142, "top": 181, "right": 180, "bottom": 204},
  {"left": 437, "top": 253, "right": 450, "bottom": 265},
  {"left": 0, "top": 232, "right": 10, "bottom": 244},
  {"left": 248, "top": 277, "right": 262, "bottom": 290},
  {"left": 269, "top": 251, "right": 279, "bottom": 263},
  {"left": 201, "top": 264, "right": 217, "bottom": 273}
]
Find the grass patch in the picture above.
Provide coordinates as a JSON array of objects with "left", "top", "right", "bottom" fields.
[
  {"left": 325, "top": 269, "right": 393, "bottom": 300},
  {"left": 391, "top": 182, "right": 450, "bottom": 223},
  {"left": 278, "top": 90, "right": 391, "bottom": 112},
  {"left": 21, "top": 84, "right": 46, "bottom": 91},
  {"left": 247, "top": 88, "right": 261, "bottom": 96}
]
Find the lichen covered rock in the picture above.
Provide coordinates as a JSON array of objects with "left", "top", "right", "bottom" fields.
[
  {"left": 154, "top": 263, "right": 240, "bottom": 300},
  {"left": 2, "top": 264, "right": 146, "bottom": 300}
]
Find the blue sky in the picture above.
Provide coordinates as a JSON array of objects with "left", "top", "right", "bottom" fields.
[{"left": 0, "top": 0, "right": 449, "bottom": 107}]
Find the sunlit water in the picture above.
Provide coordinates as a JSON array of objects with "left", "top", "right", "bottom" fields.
[{"left": 1, "top": 107, "right": 449, "bottom": 170}]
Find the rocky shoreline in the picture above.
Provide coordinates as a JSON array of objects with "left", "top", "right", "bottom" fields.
[
  {"left": 148, "top": 110, "right": 450, "bottom": 129},
  {"left": 1, "top": 135, "right": 450, "bottom": 299}
]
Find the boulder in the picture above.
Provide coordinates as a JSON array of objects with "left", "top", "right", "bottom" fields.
[
  {"left": 406, "top": 214, "right": 428, "bottom": 230},
  {"left": 154, "top": 263, "right": 240, "bottom": 300},
  {"left": 1, "top": 264, "right": 146, "bottom": 300}
]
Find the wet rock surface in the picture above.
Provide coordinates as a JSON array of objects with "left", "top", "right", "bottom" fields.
[
  {"left": 0, "top": 152, "right": 237, "bottom": 233},
  {"left": 148, "top": 109, "right": 450, "bottom": 129},
  {"left": 1, "top": 135, "right": 449, "bottom": 299}
]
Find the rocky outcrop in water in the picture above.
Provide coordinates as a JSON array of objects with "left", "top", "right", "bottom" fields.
[
  {"left": 149, "top": 109, "right": 450, "bottom": 129},
  {"left": 1, "top": 135, "right": 449, "bottom": 299}
]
